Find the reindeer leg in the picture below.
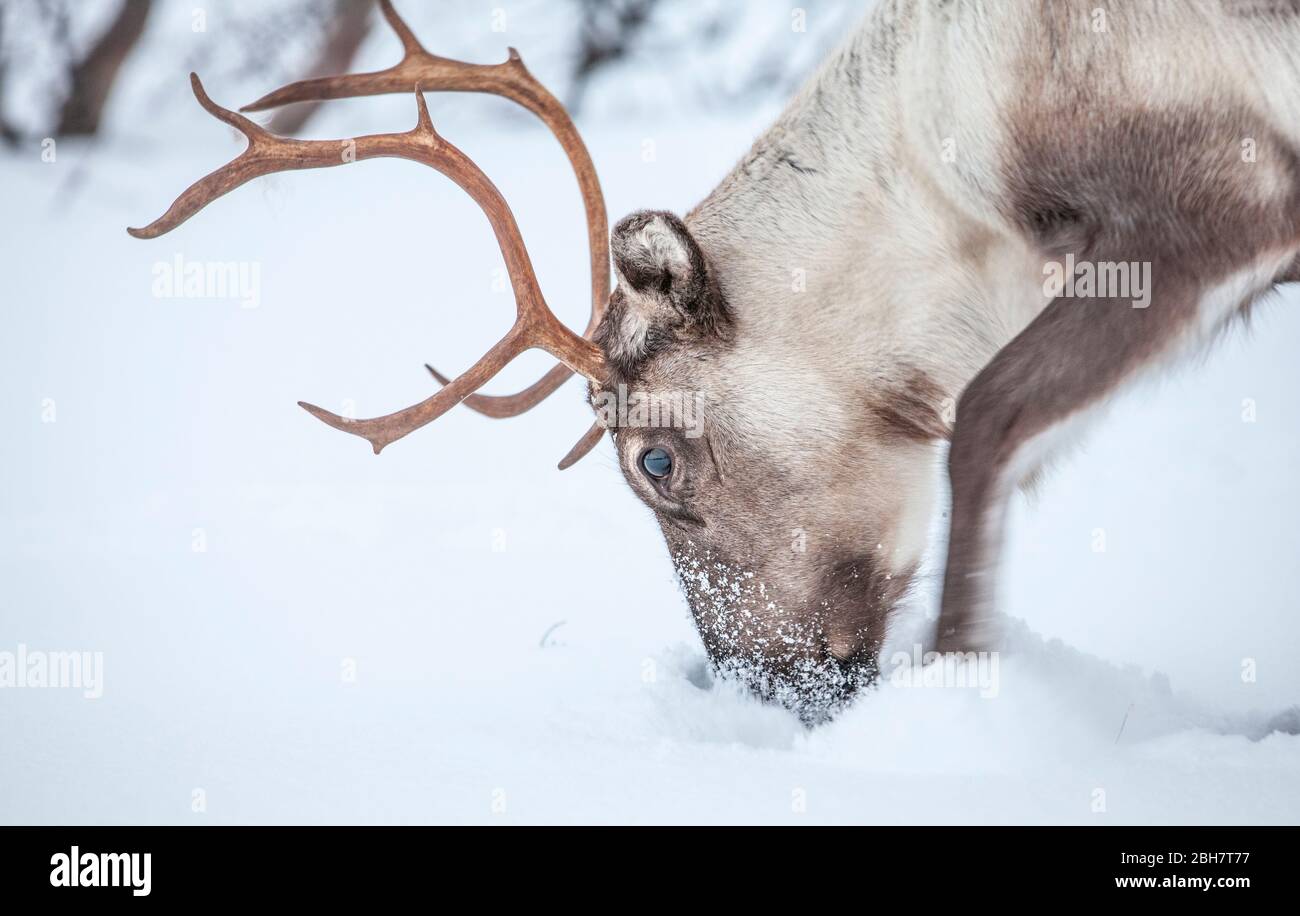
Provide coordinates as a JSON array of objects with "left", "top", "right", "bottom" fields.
[
  {"left": 934, "top": 258, "right": 1204, "bottom": 654},
  {"left": 933, "top": 102, "right": 1300, "bottom": 654}
]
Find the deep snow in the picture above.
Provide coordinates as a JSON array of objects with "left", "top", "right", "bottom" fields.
[{"left": 3, "top": 33, "right": 1300, "bottom": 824}]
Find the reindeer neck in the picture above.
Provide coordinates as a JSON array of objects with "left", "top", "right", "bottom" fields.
[{"left": 687, "top": 2, "right": 1047, "bottom": 406}]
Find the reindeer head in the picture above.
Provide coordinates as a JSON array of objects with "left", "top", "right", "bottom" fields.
[
  {"left": 131, "top": 1, "right": 943, "bottom": 720},
  {"left": 587, "top": 210, "right": 944, "bottom": 717}
]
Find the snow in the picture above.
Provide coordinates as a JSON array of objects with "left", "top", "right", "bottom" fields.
[{"left": 3, "top": 53, "right": 1299, "bottom": 825}]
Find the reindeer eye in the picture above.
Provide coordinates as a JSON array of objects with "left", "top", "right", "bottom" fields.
[{"left": 640, "top": 447, "right": 673, "bottom": 479}]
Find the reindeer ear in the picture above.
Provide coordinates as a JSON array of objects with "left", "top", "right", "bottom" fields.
[{"left": 595, "top": 210, "right": 728, "bottom": 378}]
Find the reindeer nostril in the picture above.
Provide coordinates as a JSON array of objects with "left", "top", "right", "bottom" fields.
[{"left": 827, "top": 634, "right": 859, "bottom": 664}]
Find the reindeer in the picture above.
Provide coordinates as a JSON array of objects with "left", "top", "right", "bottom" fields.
[{"left": 131, "top": 1, "right": 1300, "bottom": 718}]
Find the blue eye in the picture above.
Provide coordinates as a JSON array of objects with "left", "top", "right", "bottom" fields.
[{"left": 640, "top": 447, "right": 673, "bottom": 479}]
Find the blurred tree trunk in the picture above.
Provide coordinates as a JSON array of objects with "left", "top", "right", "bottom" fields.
[
  {"left": 0, "top": 10, "right": 18, "bottom": 145},
  {"left": 267, "top": 0, "right": 374, "bottom": 136},
  {"left": 568, "top": 0, "right": 657, "bottom": 115},
  {"left": 55, "top": 0, "right": 153, "bottom": 136}
]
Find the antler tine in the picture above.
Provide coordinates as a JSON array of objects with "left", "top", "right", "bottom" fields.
[
  {"left": 129, "top": 80, "right": 606, "bottom": 455},
  {"left": 241, "top": 0, "right": 610, "bottom": 420},
  {"left": 425, "top": 361, "right": 575, "bottom": 418},
  {"left": 127, "top": 74, "right": 279, "bottom": 239},
  {"left": 557, "top": 420, "right": 607, "bottom": 470}
]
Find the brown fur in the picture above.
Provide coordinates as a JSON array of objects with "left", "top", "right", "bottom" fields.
[
  {"left": 936, "top": 104, "right": 1300, "bottom": 650},
  {"left": 870, "top": 367, "right": 952, "bottom": 442}
]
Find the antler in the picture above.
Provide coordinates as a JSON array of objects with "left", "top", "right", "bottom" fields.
[
  {"left": 129, "top": 74, "right": 606, "bottom": 455},
  {"left": 242, "top": 0, "right": 609, "bottom": 428}
]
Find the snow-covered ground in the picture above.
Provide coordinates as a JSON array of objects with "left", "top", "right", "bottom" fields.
[{"left": 3, "top": 44, "right": 1300, "bottom": 824}]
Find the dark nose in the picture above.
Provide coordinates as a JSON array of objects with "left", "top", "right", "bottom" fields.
[{"left": 702, "top": 641, "right": 878, "bottom": 723}]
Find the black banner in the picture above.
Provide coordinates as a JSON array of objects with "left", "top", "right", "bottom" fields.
[{"left": 0, "top": 826, "right": 1292, "bottom": 900}]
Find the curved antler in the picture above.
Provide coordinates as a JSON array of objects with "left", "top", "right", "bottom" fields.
[
  {"left": 129, "top": 75, "right": 605, "bottom": 455},
  {"left": 243, "top": 0, "right": 610, "bottom": 430}
]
